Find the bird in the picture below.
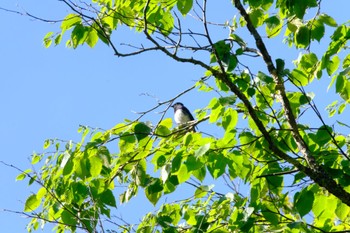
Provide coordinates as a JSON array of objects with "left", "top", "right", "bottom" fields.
[{"left": 171, "top": 102, "right": 196, "bottom": 132}]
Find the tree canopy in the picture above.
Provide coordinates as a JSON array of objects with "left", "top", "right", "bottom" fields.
[{"left": 8, "top": 0, "right": 350, "bottom": 232}]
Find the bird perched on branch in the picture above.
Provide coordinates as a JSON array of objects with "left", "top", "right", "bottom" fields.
[{"left": 172, "top": 102, "right": 196, "bottom": 132}]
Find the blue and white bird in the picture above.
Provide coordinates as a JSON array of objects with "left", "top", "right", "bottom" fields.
[{"left": 172, "top": 102, "right": 196, "bottom": 132}]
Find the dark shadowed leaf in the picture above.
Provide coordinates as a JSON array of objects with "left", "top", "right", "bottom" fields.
[
  {"left": 177, "top": 0, "right": 193, "bottom": 16},
  {"left": 294, "top": 190, "right": 314, "bottom": 217},
  {"left": 100, "top": 189, "right": 116, "bottom": 207},
  {"left": 295, "top": 26, "right": 310, "bottom": 48}
]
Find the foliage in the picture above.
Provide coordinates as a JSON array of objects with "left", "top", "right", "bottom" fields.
[{"left": 11, "top": 0, "right": 350, "bottom": 232}]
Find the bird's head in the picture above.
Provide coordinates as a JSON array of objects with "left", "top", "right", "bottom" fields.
[{"left": 172, "top": 102, "right": 184, "bottom": 111}]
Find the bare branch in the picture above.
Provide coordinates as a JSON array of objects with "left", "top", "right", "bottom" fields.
[{"left": 0, "top": 6, "right": 62, "bottom": 23}]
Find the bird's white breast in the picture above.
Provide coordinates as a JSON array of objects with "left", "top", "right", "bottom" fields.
[{"left": 174, "top": 109, "right": 191, "bottom": 124}]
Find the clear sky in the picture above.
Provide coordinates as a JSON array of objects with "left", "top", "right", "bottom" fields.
[{"left": 0, "top": 0, "right": 349, "bottom": 232}]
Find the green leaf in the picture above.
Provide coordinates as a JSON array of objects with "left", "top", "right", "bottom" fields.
[
  {"left": 319, "top": 14, "right": 337, "bottom": 27},
  {"left": 265, "top": 16, "right": 281, "bottom": 38},
  {"left": 16, "top": 173, "right": 27, "bottom": 181},
  {"left": 335, "top": 74, "right": 345, "bottom": 94},
  {"left": 207, "top": 152, "right": 227, "bottom": 179},
  {"left": 226, "top": 54, "right": 238, "bottom": 72},
  {"left": 184, "top": 209, "right": 197, "bottom": 225},
  {"left": 36, "top": 187, "right": 47, "bottom": 199},
  {"left": 54, "top": 34, "right": 62, "bottom": 46},
  {"left": 293, "top": 2, "right": 307, "bottom": 18},
  {"left": 343, "top": 54, "right": 350, "bottom": 68},
  {"left": 290, "top": 68, "right": 309, "bottom": 86},
  {"left": 249, "top": 8, "right": 266, "bottom": 28},
  {"left": 299, "top": 53, "right": 318, "bottom": 71},
  {"left": 119, "top": 132, "right": 136, "bottom": 153},
  {"left": 86, "top": 28, "right": 99, "bottom": 48},
  {"left": 177, "top": 0, "right": 193, "bottom": 16},
  {"left": 183, "top": 133, "right": 193, "bottom": 147},
  {"left": 295, "top": 25, "right": 310, "bottom": 48},
  {"left": 134, "top": 122, "right": 151, "bottom": 141},
  {"left": 336, "top": 200, "right": 350, "bottom": 221},
  {"left": 194, "top": 185, "right": 211, "bottom": 198},
  {"left": 209, "top": 105, "right": 224, "bottom": 123},
  {"left": 222, "top": 108, "right": 238, "bottom": 131},
  {"left": 257, "top": 71, "right": 273, "bottom": 83},
  {"left": 215, "top": 78, "right": 229, "bottom": 92},
  {"left": 192, "top": 166, "right": 206, "bottom": 182},
  {"left": 177, "top": 164, "right": 190, "bottom": 183},
  {"left": 100, "top": 189, "right": 116, "bottom": 207},
  {"left": 89, "top": 156, "right": 103, "bottom": 177},
  {"left": 43, "top": 139, "right": 51, "bottom": 149},
  {"left": 262, "top": 208, "right": 279, "bottom": 225},
  {"left": 315, "top": 125, "right": 332, "bottom": 146},
  {"left": 61, "top": 13, "right": 81, "bottom": 31},
  {"left": 338, "top": 102, "right": 346, "bottom": 114},
  {"left": 185, "top": 156, "right": 203, "bottom": 171},
  {"left": 31, "top": 154, "right": 41, "bottom": 165},
  {"left": 61, "top": 210, "right": 77, "bottom": 226},
  {"left": 145, "top": 179, "right": 163, "bottom": 205},
  {"left": 311, "top": 19, "right": 325, "bottom": 42},
  {"left": 326, "top": 55, "right": 340, "bottom": 76},
  {"left": 194, "top": 143, "right": 211, "bottom": 158},
  {"left": 340, "top": 81, "right": 350, "bottom": 101},
  {"left": 294, "top": 190, "right": 314, "bottom": 217},
  {"left": 95, "top": 22, "right": 111, "bottom": 46},
  {"left": 24, "top": 194, "right": 41, "bottom": 212},
  {"left": 213, "top": 40, "right": 233, "bottom": 70},
  {"left": 71, "top": 24, "right": 88, "bottom": 48},
  {"left": 74, "top": 156, "right": 89, "bottom": 179},
  {"left": 156, "top": 118, "right": 172, "bottom": 137},
  {"left": 43, "top": 32, "right": 53, "bottom": 48},
  {"left": 313, "top": 194, "right": 337, "bottom": 219},
  {"left": 63, "top": 156, "right": 74, "bottom": 176},
  {"left": 164, "top": 179, "right": 176, "bottom": 194}
]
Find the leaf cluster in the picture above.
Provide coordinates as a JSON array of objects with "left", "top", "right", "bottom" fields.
[{"left": 12, "top": 0, "right": 350, "bottom": 232}]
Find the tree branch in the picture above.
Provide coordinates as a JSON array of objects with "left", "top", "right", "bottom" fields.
[
  {"left": 256, "top": 169, "right": 299, "bottom": 178},
  {"left": 232, "top": 0, "right": 350, "bottom": 206}
]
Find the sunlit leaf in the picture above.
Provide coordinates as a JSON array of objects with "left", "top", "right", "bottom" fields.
[
  {"left": 194, "top": 143, "right": 210, "bottom": 158},
  {"left": 319, "top": 14, "right": 337, "bottom": 27},
  {"left": 24, "top": 194, "right": 41, "bottom": 212},
  {"left": 16, "top": 173, "right": 26, "bottom": 181},
  {"left": 326, "top": 55, "right": 340, "bottom": 76},
  {"left": 86, "top": 28, "right": 99, "bottom": 48},
  {"left": 290, "top": 68, "right": 309, "bottom": 86},
  {"left": 265, "top": 16, "right": 282, "bottom": 38},
  {"left": 177, "top": 164, "right": 190, "bottom": 183},
  {"left": 249, "top": 8, "right": 266, "bottom": 28},
  {"left": 89, "top": 156, "right": 103, "bottom": 177},
  {"left": 43, "top": 32, "right": 53, "bottom": 48},
  {"left": 336, "top": 200, "right": 350, "bottom": 221},
  {"left": 194, "top": 185, "right": 210, "bottom": 198},
  {"left": 61, "top": 14, "right": 81, "bottom": 31}
]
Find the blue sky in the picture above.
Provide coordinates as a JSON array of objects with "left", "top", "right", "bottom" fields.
[{"left": 0, "top": 0, "right": 349, "bottom": 232}]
